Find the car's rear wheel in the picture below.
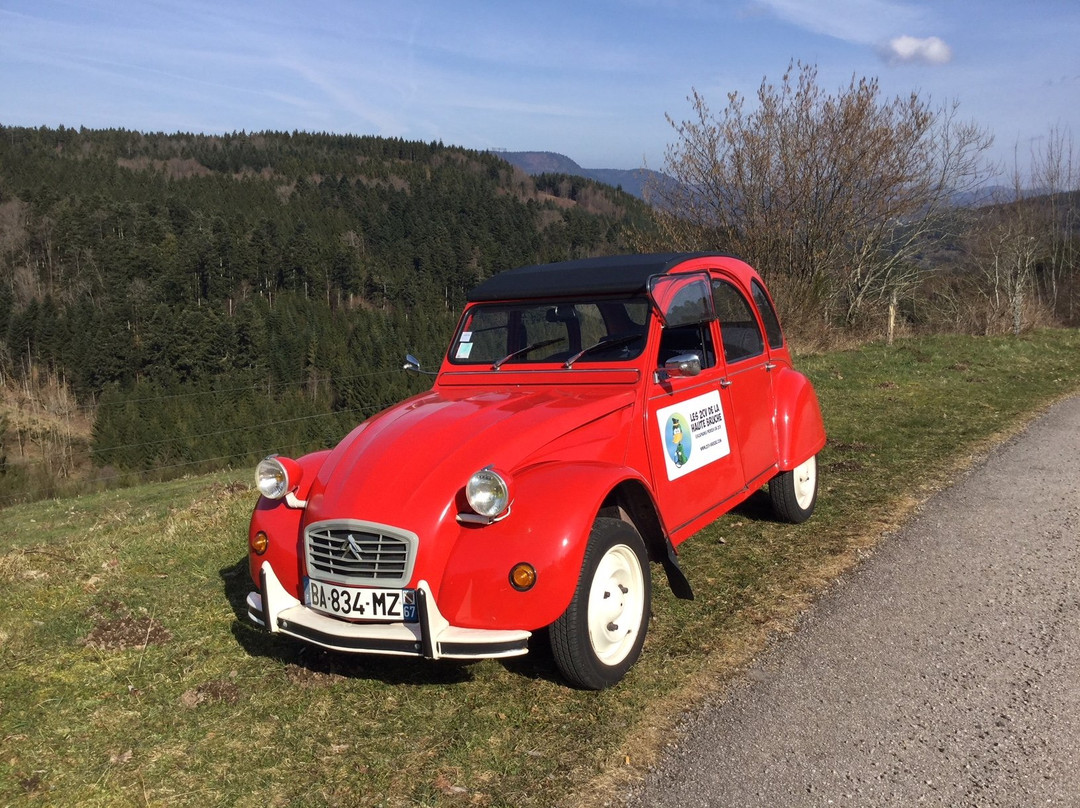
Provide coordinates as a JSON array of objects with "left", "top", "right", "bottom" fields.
[
  {"left": 549, "top": 518, "right": 651, "bottom": 690},
  {"left": 769, "top": 454, "right": 818, "bottom": 523}
]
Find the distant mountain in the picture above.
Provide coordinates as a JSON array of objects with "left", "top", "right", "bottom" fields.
[
  {"left": 950, "top": 186, "right": 1016, "bottom": 207},
  {"left": 491, "top": 150, "right": 670, "bottom": 202}
]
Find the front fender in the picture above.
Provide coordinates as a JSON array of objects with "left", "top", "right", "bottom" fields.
[
  {"left": 247, "top": 449, "right": 332, "bottom": 595},
  {"left": 435, "top": 461, "right": 647, "bottom": 631},
  {"left": 774, "top": 368, "right": 826, "bottom": 469}
]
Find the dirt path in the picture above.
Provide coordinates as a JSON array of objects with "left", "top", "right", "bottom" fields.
[{"left": 622, "top": 395, "right": 1080, "bottom": 807}]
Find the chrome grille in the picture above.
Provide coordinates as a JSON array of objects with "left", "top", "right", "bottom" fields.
[{"left": 304, "top": 520, "right": 417, "bottom": 587}]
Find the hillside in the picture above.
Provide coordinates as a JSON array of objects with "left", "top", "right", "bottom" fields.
[
  {"left": 492, "top": 150, "right": 671, "bottom": 201},
  {"left": 0, "top": 126, "right": 658, "bottom": 500}
]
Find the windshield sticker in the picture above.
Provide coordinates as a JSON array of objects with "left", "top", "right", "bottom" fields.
[
  {"left": 455, "top": 342, "right": 475, "bottom": 359},
  {"left": 460, "top": 331, "right": 473, "bottom": 342},
  {"left": 656, "top": 390, "right": 730, "bottom": 480}
]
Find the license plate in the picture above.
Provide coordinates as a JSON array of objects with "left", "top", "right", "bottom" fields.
[{"left": 305, "top": 579, "right": 417, "bottom": 622}]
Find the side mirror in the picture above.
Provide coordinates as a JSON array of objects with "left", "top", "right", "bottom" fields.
[
  {"left": 403, "top": 354, "right": 437, "bottom": 376},
  {"left": 663, "top": 353, "right": 702, "bottom": 378}
]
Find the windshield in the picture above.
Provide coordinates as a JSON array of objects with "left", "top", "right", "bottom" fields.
[{"left": 449, "top": 297, "right": 650, "bottom": 367}]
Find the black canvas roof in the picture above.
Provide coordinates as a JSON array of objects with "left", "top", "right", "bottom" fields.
[{"left": 466, "top": 252, "right": 737, "bottom": 302}]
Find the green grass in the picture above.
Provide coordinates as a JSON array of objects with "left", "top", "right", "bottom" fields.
[{"left": 2, "top": 329, "right": 1079, "bottom": 807}]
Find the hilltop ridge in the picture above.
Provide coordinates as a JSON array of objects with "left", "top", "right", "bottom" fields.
[{"left": 491, "top": 150, "right": 669, "bottom": 201}]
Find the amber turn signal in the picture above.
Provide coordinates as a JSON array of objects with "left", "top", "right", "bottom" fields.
[
  {"left": 251, "top": 531, "right": 269, "bottom": 555},
  {"left": 509, "top": 563, "right": 537, "bottom": 591}
]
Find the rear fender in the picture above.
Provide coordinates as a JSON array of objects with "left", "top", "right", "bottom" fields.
[
  {"left": 773, "top": 368, "right": 826, "bottom": 469},
  {"left": 436, "top": 462, "right": 646, "bottom": 630}
]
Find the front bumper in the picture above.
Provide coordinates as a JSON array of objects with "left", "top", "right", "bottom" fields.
[{"left": 246, "top": 561, "right": 531, "bottom": 660}]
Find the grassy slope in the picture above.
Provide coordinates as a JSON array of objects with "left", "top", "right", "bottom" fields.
[{"left": 2, "top": 330, "right": 1079, "bottom": 807}]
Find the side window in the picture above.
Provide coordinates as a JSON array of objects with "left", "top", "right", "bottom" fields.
[
  {"left": 651, "top": 271, "right": 718, "bottom": 371},
  {"left": 649, "top": 272, "right": 714, "bottom": 327},
  {"left": 657, "top": 323, "right": 716, "bottom": 370},
  {"left": 711, "top": 279, "right": 765, "bottom": 363},
  {"left": 751, "top": 280, "right": 785, "bottom": 350}
]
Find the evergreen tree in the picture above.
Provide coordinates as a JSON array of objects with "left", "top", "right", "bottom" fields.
[{"left": 0, "top": 125, "right": 655, "bottom": 474}]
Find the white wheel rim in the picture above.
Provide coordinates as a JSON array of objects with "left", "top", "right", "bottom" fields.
[
  {"left": 793, "top": 455, "right": 817, "bottom": 510},
  {"left": 587, "top": 544, "right": 645, "bottom": 666}
]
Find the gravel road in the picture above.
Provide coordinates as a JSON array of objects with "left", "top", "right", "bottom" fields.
[{"left": 623, "top": 395, "right": 1080, "bottom": 808}]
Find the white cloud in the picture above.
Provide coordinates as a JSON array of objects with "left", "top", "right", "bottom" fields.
[
  {"left": 752, "top": 0, "right": 925, "bottom": 45},
  {"left": 879, "top": 34, "right": 953, "bottom": 66}
]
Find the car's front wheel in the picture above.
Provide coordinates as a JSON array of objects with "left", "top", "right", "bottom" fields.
[
  {"left": 769, "top": 454, "right": 818, "bottom": 523},
  {"left": 549, "top": 518, "right": 651, "bottom": 690}
]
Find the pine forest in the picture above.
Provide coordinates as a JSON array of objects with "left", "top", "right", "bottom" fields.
[{"left": 0, "top": 126, "right": 655, "bottom": 500}]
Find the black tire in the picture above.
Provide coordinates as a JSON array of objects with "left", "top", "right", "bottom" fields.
[
  {"left": 769, "top": 454, "right": 818, "bottom": 524},
  {"left": 549, "top": 518, "right": 651, "bottom": 690}
]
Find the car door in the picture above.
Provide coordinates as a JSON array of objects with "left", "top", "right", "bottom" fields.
[
  {"left": 645, "top": 273, "right": 745, "bottom": 538},
  {"left": 711, "top": 274, "right": 779, "bottom": 485}
]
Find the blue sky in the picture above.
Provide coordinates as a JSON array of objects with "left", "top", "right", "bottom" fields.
[{"left": 1, "top": 0, "right": 1078, "bottom": 179}]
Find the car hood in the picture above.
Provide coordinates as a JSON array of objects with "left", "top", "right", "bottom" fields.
[{"left": 302, "top": 384, "right": 637, "bottom": 527}]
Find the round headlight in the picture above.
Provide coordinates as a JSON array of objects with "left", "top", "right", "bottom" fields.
[
  {"left": 466, "top": 468, "right": 512, "bottom": 518},
  {"left": 256, "top": 456, "right": 296, "bottom": 500}
]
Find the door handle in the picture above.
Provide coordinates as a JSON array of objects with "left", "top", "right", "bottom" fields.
[
  {"left": 719, "top": 378, "right": 732, "bottom": 388},
  {"left": 765, "top": 362, "right": 776, "bottom": 372}
]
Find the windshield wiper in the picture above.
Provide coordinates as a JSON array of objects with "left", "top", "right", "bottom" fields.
[
  {"left": 492, "top": 337, "right": 565, "bottom": 370},
  {"left": 564, "top": 333, "right": 644, "bottom": 368}
]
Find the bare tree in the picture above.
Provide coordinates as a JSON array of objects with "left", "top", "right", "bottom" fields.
[
  {"left": 969, "top": 206, "right": 1043, "bottom": 335},
  {"left": 969, "top": 129, "right": 1078, "bottom": 334},
  {"left": 645, "top": 62, "right": 993, "bottom": 337},
  {"left": 1026, "top": 126, "right": 1079, "bottom": 321}
]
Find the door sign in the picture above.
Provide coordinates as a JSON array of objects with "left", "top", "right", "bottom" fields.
[{"left": 656, "top": 390, "right": 731, "bottom": 481}]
